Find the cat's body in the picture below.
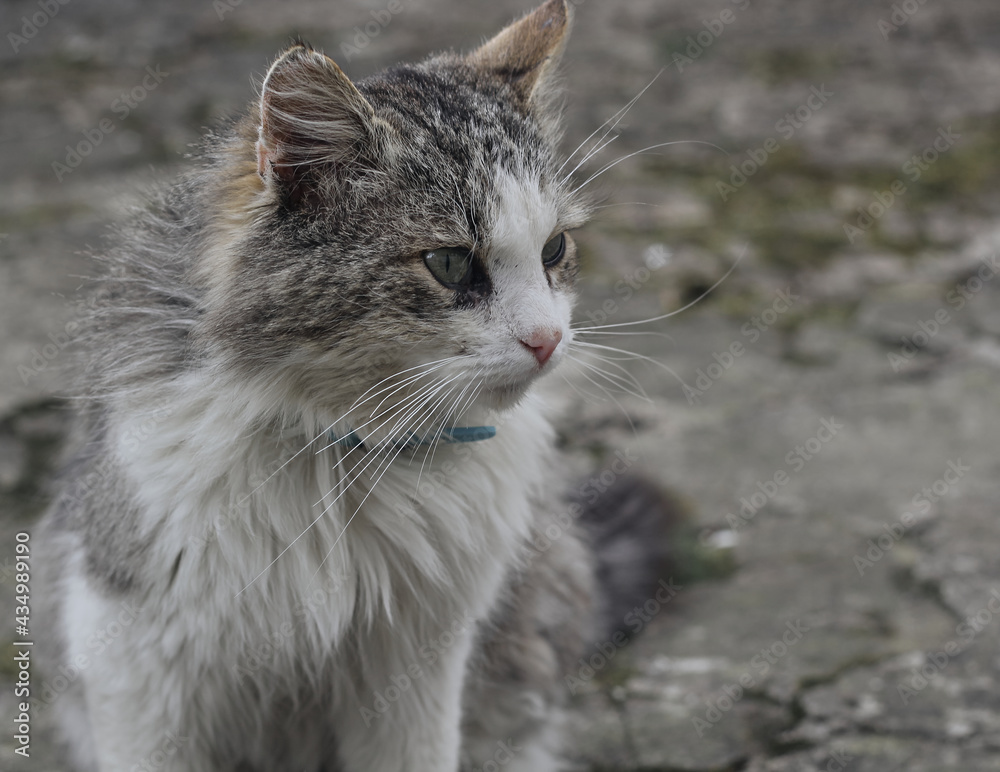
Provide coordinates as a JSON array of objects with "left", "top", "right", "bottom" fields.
[
  {"left": 42, "top": 389, "right": 589, "bottom": 771},
  {"left": 37, "top": 3, "right": 670, "bottom": 770}
]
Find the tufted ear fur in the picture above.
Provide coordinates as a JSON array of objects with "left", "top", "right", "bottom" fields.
[
  {"left": 256, "top": 45, "right": 378, "bottom": 203},
  {"left": 467, "top": 0, "right": 571, "bottom": 110}
]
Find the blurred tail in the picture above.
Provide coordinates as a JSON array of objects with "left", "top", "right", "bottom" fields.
[{"left": 574, "top": 474, "right": 684, "bottom": 642}]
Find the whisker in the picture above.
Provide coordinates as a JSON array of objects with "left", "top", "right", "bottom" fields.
[
  {"left": 343, "top": 355, "right": 468, "bottom": 419},
  {"left": 556, "top": 70, "right": 664, "bottom": 178},
  {"left": 417, "top": 369, "right": 486, "bottom": 483},
  {"left": 572, "top": 244, "right": 748, "bottom": 331},
  {"left": 573, "top": 139, "right": 728, "bottom": 195},
  {"left": 560, "top": 370, "right": 604, "bottom": 406},
  {"left": 314, "top": 363, "right": 466, "bottom": 456},
  {"left": 573, "top": 328, "right": 676, "bottom": 342},
  {"left": 364, "top": 363, "right": 460, "bottom": 430},
  {"left": 565, "top": 356, "right": 640, "bottom": 433},
  {"left": 225, "top": 356, "right": 453, "bottom": 518},
  {"left": 235, "top": 373, "right": 465, "bottom": 597},
  {"left": 451, "top": 370, "right": 485, "bottom": 424},
  {"left": 589, "top": 202, "right": 661, "bottom": 211},
  {"left": 414, "top": 369, "right": 481, "bottom": 481},
  {"left": 571, "top": 339, "right": 691, "bottom": 391},
  {"left": 567, "top": 354, "right": 650, "bottom": 403},
  {"left": 314, "top": 424, "right": 419, "bottom": 584},
  {"left": 568, "top": 347, "right": 699, "bottom": 416},
  {"left": 561, "top": 133, "right": 620, "bottom": 187},
  {"left": 567, "top": 348, "right": 649, "bottom": 399},
  {"left": 316, "top": 372, "right": 466, "bottom": 483},
  {"left": 232, "top": 365, "right": 464, "bottom": 510},
  {"left": 313, "top": 374, "right": 467, "bottom": 580}
]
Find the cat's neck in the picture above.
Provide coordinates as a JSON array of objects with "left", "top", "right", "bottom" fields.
[{"left": 108, "top": 367, "right": 553, "bottom": 606}]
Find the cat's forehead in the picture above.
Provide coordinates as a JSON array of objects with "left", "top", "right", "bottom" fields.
[
  {"left": 361, "top": 61, "right": 553, "bottom": 183},
  {"left": 344, "top": 61, "right": 562, "bottom": 249}
]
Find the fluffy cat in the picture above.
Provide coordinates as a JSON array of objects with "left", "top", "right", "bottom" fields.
[{"left": 37, "top": 2, "right": 672, "bottom": 770}]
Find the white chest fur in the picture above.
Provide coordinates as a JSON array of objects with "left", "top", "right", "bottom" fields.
[{"left": 102, "top": 376, "right": 550, "bottom": 684}]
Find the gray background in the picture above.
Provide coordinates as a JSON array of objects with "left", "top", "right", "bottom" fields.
[{"left": 2, "top": 0, "right": 1000, "bottom": 769}]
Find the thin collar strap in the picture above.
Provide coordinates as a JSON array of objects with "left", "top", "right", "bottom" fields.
[{"left": 327, "top": 426, "right": 496, "bottom": 451}]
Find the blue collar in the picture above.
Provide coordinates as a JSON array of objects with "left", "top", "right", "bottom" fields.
[{"left": 328, "top": 425, "right": 496, "bottom": 451}]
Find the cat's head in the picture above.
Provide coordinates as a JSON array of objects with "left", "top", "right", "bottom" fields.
[{"left": 199, "top": 0, "right": 592, "bottom": 427}]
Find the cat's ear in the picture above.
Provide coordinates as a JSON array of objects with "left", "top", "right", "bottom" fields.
[
  {"left": 468, "top": 0, "right": 571, "bottom": 108},
  {"left": 256, "top": 45, "right": 376, "bottom": 201}
]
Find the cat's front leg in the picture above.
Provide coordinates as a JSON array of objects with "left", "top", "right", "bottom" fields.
[
  {"left": 334, "top": 625, "right": 475, "bottom": 772},
  {"left": 65, "top": 588, "right": 208, "bottom": 772},
  {"left": 85, "top": 685, "right": 200, "bottom": 772}
]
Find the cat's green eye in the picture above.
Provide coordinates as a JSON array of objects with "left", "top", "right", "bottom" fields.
[
  {"left": 542, "top": 232, "right": 566, "bottom": 268},
  {"left": 423, "top": 247, "right": 474, "bottom": 288}
]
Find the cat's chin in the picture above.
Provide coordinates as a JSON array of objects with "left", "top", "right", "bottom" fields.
[
  {"left": 482, "top": 380, "right": 533, "bottom": 411},
  {"left": 482, "top": 362, "right": 563, "bottom": 410}
]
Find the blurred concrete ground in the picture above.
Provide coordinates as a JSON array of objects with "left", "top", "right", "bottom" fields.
[{"left": 3, "top": 0, "right": 1000, "bottom": 769}]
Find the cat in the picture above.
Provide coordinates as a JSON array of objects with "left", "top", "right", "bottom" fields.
[{"left": 36, "top": 1, "right": 674, "bottom": 770}]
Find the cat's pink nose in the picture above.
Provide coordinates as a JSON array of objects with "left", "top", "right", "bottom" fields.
[{"left": 520, "top": 329, "right": 562, "bottom": 367}]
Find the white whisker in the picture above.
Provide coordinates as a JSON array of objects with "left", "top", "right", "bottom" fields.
[
  {"left": 561, "top": 133, "right": 620, "bottom": 186},
  {"left": 556, "top": 70, "right": 664, "bottom": 178},
  {"left": 313, "top": 373, "right": 467, "bottom": 580},
  {"left": 567, "top": 354, "right": 650, "bottom": 403},
  {"left": 573, "top": 328, "right": 675, "bottom": 342},
  {"left": 572, "top": 244, "right": 748, "bottom": 332},
  {"left": 560, "top": 370, "right": 603, "bottom": 405},
  {"left": 314, "top": 362, "right": 467, "bottom": 456},
  {"left": 235, "top": 371, "right": 466, "bottom": 597},
  {"left": 573, "top": 139, "right": 728, "bottom": 195},
  {"left": 571, "top": 339, "right": 691, "bottom": 391},
  {"left": 416, "top": 369, "right": 486, "bottom": 484},
  {"left": 565, "top": 356, "right": 640, "bottom": 432},
  {"left": 567, "top": 347, "right": 649, "bottom": 399}
]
